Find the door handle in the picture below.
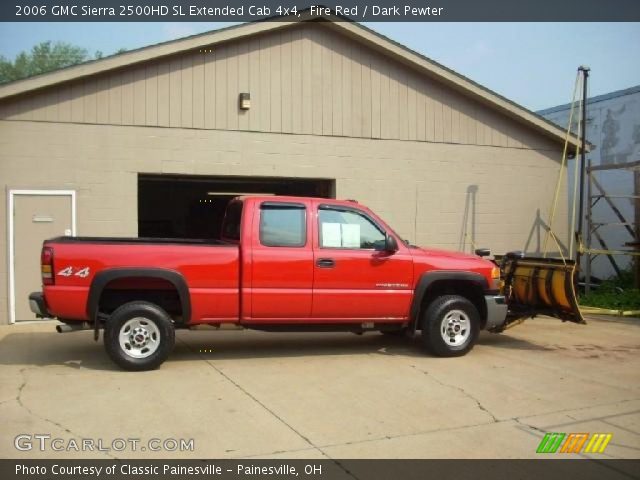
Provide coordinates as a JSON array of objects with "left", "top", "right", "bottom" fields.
[{"left": 316, "top": 258, "right": 335, "bottom": 268}]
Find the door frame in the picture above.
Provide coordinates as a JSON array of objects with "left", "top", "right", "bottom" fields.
[{"left": 7, "top": 189, "right": 76, "bottom": 324}]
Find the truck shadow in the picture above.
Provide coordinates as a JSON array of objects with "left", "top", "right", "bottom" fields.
[
  {"left": 174, "top": 330, "right": 555, "bottom": 361},
  {"left": 0, "top": 329, "right": 551, "bottom": 371}
]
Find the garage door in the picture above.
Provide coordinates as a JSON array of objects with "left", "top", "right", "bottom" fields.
[
  {"left": 10, "top": 191, "right": 74, "bottom": 322},
  {"left": 138, "top": 174, "right": 335, "bottom": 239}
]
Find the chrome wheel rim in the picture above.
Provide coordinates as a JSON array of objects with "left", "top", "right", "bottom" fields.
[
  {"left": 440, "top": 310, "right": 470, "bottom": 347},
  {"left": 119, "top": 317, "right": 160, "bottom": 359}
]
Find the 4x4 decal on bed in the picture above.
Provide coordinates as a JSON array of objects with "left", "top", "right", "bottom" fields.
[{"left": 57, "top": 266, "right": 90, "bottom": 278}]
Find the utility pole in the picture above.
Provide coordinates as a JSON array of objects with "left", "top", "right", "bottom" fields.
[
  {"left": 576, "top": 66, "right": 590, "bottom": 273},
  {"left": 635, "top": 169, "right": 640, "bottom": 288}
]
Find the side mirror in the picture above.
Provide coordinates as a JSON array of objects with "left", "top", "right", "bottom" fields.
[
  {"left": 475, "top": 248, "right": 491, "bottom": 258},
  {"left": 384, "top": 234, "right": 399, "bottom": 253}
]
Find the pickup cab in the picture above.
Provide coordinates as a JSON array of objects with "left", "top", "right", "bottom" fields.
[{"left": 29, "top": 195, "right": 583, "bottom": 370}]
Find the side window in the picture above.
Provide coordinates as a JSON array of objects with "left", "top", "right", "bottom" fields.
[
  {"left": 259, "top": 204, "right": 306, "bottom": 247},
  {"left": 221, "top": 201, "right": 243, "bottom": 241},
  {"left": 318, "top": 208, "right": 385, "bottom": 250}
]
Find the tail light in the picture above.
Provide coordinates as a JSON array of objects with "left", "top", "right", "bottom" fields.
[{"left": 41, "top": 246, "right": 54, "bottom": 285}]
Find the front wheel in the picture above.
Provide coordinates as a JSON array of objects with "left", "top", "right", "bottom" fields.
[
  {"left": 104, "top": 301, "right": 175, "bottom": 371},
  {"left": 421, "top": 295, "right": 480, "bottom": 357}
]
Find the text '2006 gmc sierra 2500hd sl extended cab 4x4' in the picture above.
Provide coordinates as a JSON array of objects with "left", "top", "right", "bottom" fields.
[{"left": 29, "top": 195, "right": 584, "bottom": 370}]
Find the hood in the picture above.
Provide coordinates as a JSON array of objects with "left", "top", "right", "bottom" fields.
[
  {"left": 411, "top": 245, "right": 484, "bottom": 261},
  {"left": 408, "top": 245, "right": 497, "bottom": 274}
]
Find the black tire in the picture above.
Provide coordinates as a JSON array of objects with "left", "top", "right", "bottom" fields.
[
  {"left": 104, "top": 301, "right": 175, "bottom": 371},
  {"left": 421, "top": 295, "right": 480, "bottom": 357}
]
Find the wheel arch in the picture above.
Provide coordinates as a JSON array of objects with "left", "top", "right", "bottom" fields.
[
  {"left": 87, "top": 268, "right": 191, "bottom": 331},
  {"left": 409, "top": 271, "right": 488, "bottom": 331}
]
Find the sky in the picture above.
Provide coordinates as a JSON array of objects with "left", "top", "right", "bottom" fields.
[{"left": 0, "top": 22, "right": 638, "bottom": 111}]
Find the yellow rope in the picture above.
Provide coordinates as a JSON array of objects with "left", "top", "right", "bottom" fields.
[
  {"left": 465, "top": 232, "right": 477, "bottom": 252},
  {"left": 543, "top": 72, "right": 581, "bottom": 259},
  {"left": 548, "top": 230, "right": 567, "bottom": 265}
]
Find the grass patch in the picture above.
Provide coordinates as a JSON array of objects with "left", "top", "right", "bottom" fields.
[{"left": 580, "top": 269, "right": 640, "bottom": 310}]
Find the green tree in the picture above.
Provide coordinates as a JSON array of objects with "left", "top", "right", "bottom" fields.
[{"left": 0, "top": 41, "right": 89, "bottom": 84}]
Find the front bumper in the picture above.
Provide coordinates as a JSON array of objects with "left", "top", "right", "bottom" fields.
[
  {"left": 484, "top": 295, "right": 507, "bottom": 331},
  {"left": 29, "top": 292, "right": 52, "bottom": 318}
]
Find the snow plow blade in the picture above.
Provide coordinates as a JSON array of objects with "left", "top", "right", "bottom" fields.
[{"left": 495, "top": 253, "right": 585, "bottom": 329}]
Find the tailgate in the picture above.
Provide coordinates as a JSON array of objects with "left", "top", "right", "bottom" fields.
[{"left": 495, "top": 254, "right": 585, "bottom": 327}]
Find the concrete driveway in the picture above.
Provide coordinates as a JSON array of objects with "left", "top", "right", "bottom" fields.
[{"left": 0, "top": 316, "right": 638, "bottom": 459}]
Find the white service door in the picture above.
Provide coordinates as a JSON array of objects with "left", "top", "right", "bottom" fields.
[{"left": 13, "top": 194, "right": 72, "bottom": 321}]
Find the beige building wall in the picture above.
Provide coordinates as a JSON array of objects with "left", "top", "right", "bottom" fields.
[
  {"left": 0, "top": 120, "right": 568, "bottom": 323},
  {"left": 0, "top": 22, "right": 553, "bottom": 151}
]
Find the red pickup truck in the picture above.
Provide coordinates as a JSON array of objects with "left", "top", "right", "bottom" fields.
[{"left": 29, "top": 195, "right": 583, "bottom": 370}]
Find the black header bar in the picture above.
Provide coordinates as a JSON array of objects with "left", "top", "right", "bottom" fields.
[{"left": 4, "top": 0, "right": 640, "bottom": 22}]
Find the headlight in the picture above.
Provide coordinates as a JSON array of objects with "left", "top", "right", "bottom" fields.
[{"left": 491, "top": 266, "right": 501, "bottom": 290}]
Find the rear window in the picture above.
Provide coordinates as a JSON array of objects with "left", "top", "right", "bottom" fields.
[
  {"left": 259, "top": 203, "right": 306, "bottom": 247},
  {"left": 221, "top": 201, "right": 243, "bottom": 241}
]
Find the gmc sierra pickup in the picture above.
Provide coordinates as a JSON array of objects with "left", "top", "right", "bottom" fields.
[{"left": 29, "top": 195, "right": 583, "bottom": 370}]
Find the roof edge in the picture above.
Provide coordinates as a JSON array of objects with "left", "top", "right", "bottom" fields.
[
  {"left": 326, "top": 19, "right": 581, "bottom": 149},
  {"left": 0, "top": 10, "right": 581, "bottom": 149}
]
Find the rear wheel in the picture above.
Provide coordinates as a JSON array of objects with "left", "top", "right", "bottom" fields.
[
  {"left": 421, "top": 295, "right": 479, "bottom": 357},
  {"left": 104, "top": 301, "right": 175, "bottom": 371}
]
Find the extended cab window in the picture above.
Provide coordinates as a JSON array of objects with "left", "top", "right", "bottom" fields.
[
  {"left": 319, "top": 207, "right": 385, "bottom": 250},
  {"left": 221, "top": 201, "right": 243, "bottom": 241},
  {"left": 259, "top": 203, "right": 306, "bottom": 247}
]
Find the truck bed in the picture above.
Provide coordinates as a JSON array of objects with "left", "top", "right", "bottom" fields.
[{"left": 42, "top": 237, "right": 240, "bottom": 324}]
